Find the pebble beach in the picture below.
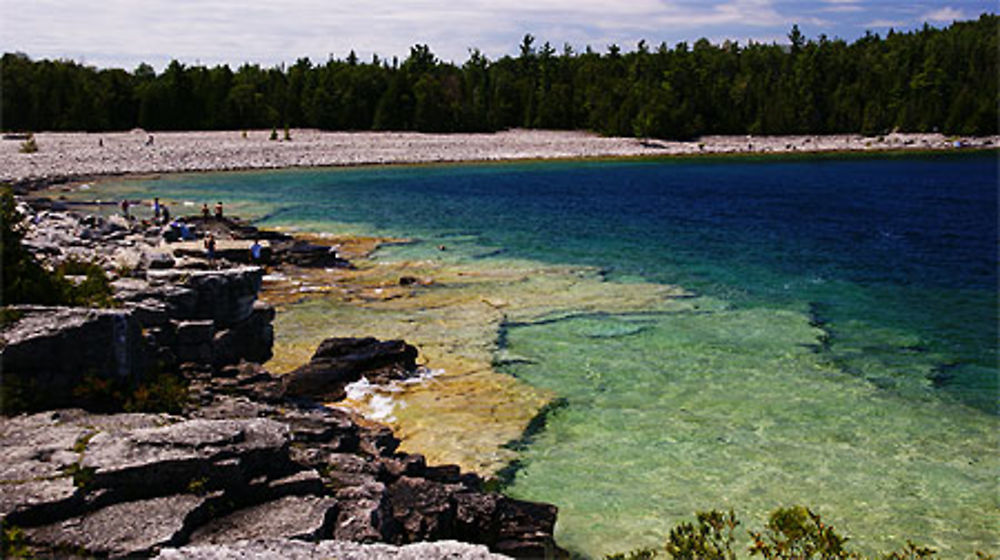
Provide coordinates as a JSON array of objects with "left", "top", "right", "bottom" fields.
[{"left": 2, "top": 128, "right": 996, "bottom": 184}]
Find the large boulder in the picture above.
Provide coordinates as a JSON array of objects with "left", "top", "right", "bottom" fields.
[{"left": 283, "top": 337, "right": 419, "bottom": 401}]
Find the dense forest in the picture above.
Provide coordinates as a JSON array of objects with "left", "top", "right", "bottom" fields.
[{"left": 2, "top": 14, "right": 996, "bottom": 138}]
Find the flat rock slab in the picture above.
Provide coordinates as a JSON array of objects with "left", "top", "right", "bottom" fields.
[
  {"left": 0, "top": 409, "right": 177, "bottom": 523},
  {"left": 81, "top": 418, "right": 290, "bottom": 496},
  {"left": 156, "top": 538, "right": 510, "bottom": 559},
  {"left": 26, "top": 494, "right": 207, "bottom": 557},
  {"left": 188, "top": 495, "right": 338, "bottom": 544}
]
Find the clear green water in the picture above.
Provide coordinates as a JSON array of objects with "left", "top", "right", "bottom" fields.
[{"left": 74, "top": 153, "right": 998, "bottom": 557}]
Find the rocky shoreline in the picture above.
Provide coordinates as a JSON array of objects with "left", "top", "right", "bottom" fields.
[
  {"left": 0, "top": 199, "right": 562, "bottom": 558},
  {"left": 2, "top": 129, "right": 996, "bottom": 188}
]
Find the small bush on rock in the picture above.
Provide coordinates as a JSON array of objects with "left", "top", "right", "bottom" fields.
[
  {"left": 56, "top": 259, "right": 116, "bottom": 307},
  {"left": 603, "top": 508, "right": 949, "bottom": 560},
  {"left": 2, "top": 187, "right": 66, "bottom": 305},
  {"left": 124, "top": 373, "right": 189, "bottom": 414},
  {"left": 18, "top": 134, "right": 38, "bottom": 153},
  {"left": 1, "top": 188, "right": 116, "bottom": 308},
  {"left": 1, "top": 523, "right": 31, "bottom": 558},
  {"left": 70, "top": 371, "right": 189, "bottom": 414}
]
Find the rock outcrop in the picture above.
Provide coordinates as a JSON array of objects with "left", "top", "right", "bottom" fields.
[
  {"left": 1, "top": 196, "right": 564, "bottom": 559},
  {"left": 1, "top": 267, "right": 274, "bottom": 408},
  {"left": 2, "top": 372, "right": 563, "bottom": 558},
  {"left": 0, "top": 307, "right": 147, "bottom": 408}
]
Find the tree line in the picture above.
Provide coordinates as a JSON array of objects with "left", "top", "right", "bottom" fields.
[{"left": 2, "top": 14, "right": 996, "bottom": 138}]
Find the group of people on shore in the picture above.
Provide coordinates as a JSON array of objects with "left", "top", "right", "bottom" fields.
[
  {"left": 120, "top": 196, "right": 171, "bottom": 225},
  {"left": 120, "top": 196, "right": 263, "bottom": 265}
]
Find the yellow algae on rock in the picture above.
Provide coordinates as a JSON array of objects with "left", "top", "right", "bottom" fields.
[{"left": 264, "top": 238, "right": 693, "bottom": 476}]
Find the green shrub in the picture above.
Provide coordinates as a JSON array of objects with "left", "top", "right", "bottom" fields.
[
  {"left": 606, "top": 549, "right": 659, "bottom": 560},
  {"left": 72, "top": 374, "right": 125, "bottom": 412},
  {"left": 1, "top": 188, "right": 116, "bottom": 308},
  {"left": 1, "top": 187, "right": 66, "bottom": 305},
  {"left": 0, "top": 374, "right": 39, "bottom": 415},
  {"left": 72, "top": 372, "right": 189, "bottom": 414},
  {"left": 666, "top": 510, "right": 738, "bottom": 560},
  {"left": 1, "top": 522, "right": 31, "bottom": 558},
  {"left": 55, "top": 259, "right": 115, "bottom": 307},
  {"left": 880, "top": 542, "right": 939, "bottom": 560},
  {"left": 604, "top": 508, "right": 945, "bottom": 560},
  {"left": 0, "top": 307, "right": 24, "bottom": 328},
  {"left": 749, "top": 507, "right": 855, "bottom": 559},
  {"left": 124, "top": 373, "right": 189, "bottom": 414},
  {"left": 269, "top": 127, "right": 278, "bottom": 141},
  {"left": 18, "top": 134, "right": 37, "bottom": 153}
]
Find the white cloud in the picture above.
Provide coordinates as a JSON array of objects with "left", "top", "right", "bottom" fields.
[
  {"left": 864, "top": 18, "right": 908, "bottom": 28},
  {"left": 923, "top": 6, "right": 966, "bottom": 22},
  {"left": 821, "top": 1, "right": 864, "bottom": 14},
  {"left": 0, "top": 0, "right": 992, "bottom": 70}
]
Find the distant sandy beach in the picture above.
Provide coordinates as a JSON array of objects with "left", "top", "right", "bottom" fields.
[{"left": 2, "top": 128, "right": 996, "bottom": 184}]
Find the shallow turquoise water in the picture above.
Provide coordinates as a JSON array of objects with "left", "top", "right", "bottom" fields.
[{"left": 92, "top": 153, "right": 998, "bottom": 557}]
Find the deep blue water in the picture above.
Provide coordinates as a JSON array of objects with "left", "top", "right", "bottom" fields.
[{"left": 217, "top": 152, "right": 996, "bottom": 413}]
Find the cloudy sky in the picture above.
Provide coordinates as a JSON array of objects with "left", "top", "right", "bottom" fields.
[{"left": 2, "top": 0, "right": 993, "bottom": 70}]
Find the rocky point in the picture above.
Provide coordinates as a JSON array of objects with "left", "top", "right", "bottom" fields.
[{"left": 0, "top": 194, "right": 563, "bottom": 559}]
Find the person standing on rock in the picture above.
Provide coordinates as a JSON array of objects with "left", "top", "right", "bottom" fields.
[
  {"left": 160, "top": 204, "right": 170, "bottom": 225},
  {"left": 202, "top": 203, "right": 210, "bottom": 219},
  {"left": 215, "top": 201, "right": 224, "bottom": 219},
  {"left": 120, "top": 199, "right": 130, "bottom": 219},
  {"left": 152, "top": 197, "right": 161, "bottom": 220},
  {"left": 205, "top": 233, "right": 217, "bottom": 265}
]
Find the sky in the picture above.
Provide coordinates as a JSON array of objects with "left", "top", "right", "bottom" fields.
[{"left": 2, "top": 0, "right": 994, "bottom": 71}]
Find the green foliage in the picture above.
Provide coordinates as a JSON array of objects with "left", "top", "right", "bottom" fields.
[
  {"left": 1, "top": 522, "right": 32, "bottom": 559},
  {"left": 1, "top": 187, "right": 65, "bottom": 305},
  {"left": 880, "top": 542, "right": 938, "bottom": 560},
  {"left": 71, "top": 372, "right": 188, "bottom": 414},
  {"left": 605, "top": 508, "right": 946, "bottom": 560},
  {"left": 749, "top": 507, "right": 856, "bottom": 559},
  {"left": 186, "top": 476, "right": 209, "bottom": 495},
  {"left": 18, "top": 134, "right": 38, "bottom": 153},
  {"left": 1, "top": 188, "right": 116, "bottom": 308},
  {"left": 2, "top": 15, "right": 997, "bottom": 137},
  {"left": 1, "top": 374, "right": 39, "bottom": 414},
  {"left": 63, "top": 463, "right": 96, "bottom": 489},
  {"left": 269, "top": 126, "right": 278, "bottom": 140},
  {"left": 605, "top": 548, "right": 659, "bottom": 560},
  {"left": 72, "top": 431, "right": 97, "bottom": 454},
  {"left": 123, "top": 372, "right": 189, "bottom": 414},
  {"left": 0, "top": 307, "right": 24, "bottom": 327},
  {"left": 55, "top": 259, "right": 116, "bottom": 307},
  {"left": 72, "top": 374, "right": 126, "bottom": 412},
  {"left": 666, "top": 510, "right": 739, "bottom": 560}
]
